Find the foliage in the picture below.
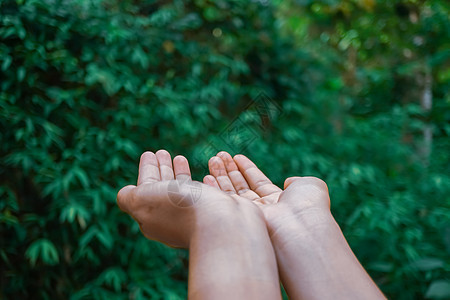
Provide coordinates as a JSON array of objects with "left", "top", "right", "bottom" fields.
[{"left": 1, "top": 0, "right": 449, "bottom": 299}]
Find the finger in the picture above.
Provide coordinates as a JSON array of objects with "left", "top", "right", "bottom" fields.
[
  {"left": 233, "top": 154, "right": 282, "bottom": 197},
  {"left": 217, "top": 151, "right": 259, "bottom": 199},
  {"left": 173, "top": 155, "right": 191, "bottom": 181},
  {"left": 203, "top": 175, "right": 220, "bottom": 188},
  {"left": 138, "top": 151, "right": 160, "bottom": 185},
  {"left": 284, "top": 176, "right": 328, "bottom": 192},
  {"left": 117, "top": 185, "right": 136, "bottom": 214},
  {"left": 156, "top": 149, "right": 174, "bottom": 180},
  {"left": 208, "top": 156, "right": 237, "bottom": 194}
]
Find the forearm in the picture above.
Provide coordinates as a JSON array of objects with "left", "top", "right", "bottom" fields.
[
  {"left": 268, "top": 208, "right": 385, "bottom": 300},
  {"left": 188, "top": 202, "right": 281, "bottom": 300}
]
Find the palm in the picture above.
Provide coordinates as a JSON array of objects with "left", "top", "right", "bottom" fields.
[
  {"left": 204, "top": 152, "right": 283, "bottom": 209},
  {"left": 118, "top": 150, "right": 232, "bottom": 248},
  {"left": 236, "top": 188, "right": 281, "bottom": 207}
]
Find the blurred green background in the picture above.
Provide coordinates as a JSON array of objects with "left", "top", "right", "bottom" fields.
[{"left": 1, "top": 0, "right": 449, "bottom": 299}]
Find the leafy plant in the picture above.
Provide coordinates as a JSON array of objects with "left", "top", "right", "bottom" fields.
[{"left": 1, "top": 0, "right": 449, "bottom": 299}]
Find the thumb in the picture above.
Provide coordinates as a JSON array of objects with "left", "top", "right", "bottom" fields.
[
  {"left": 283, "top": 176, "right": 303, "bottom": 189},
  {"left": 117, "top": 185, "right": 136, "bottom": 214}
]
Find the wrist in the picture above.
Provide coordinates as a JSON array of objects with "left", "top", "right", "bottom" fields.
[
  {"left": 192, "top": 199, "right": 266, "bottom": 245},
  {"left": 267, "top": 205, "right": 386, "bottom": 300},
  {"left": 189, "top": 200, "right": 281, "bottom": 300},
  {"left": 266, "top": 204, "right": 337, "bottom": 248}
]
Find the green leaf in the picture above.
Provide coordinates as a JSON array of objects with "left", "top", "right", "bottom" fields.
[
  {"left": 25, "top": 239, "right": 59, "bottom": 266},
  {"left": 97, "top": 267, "right": 126, "bottom": 292},
  {"left": 1, "top": 55, "right": 12, "bottom": 71},
  {"left": 368, "top": 261, "right": 394, "bottom": 273},
  {"left": 426, "top": 280, "right": 450, "bottom": 299},
  {"left": 410, "top": 258, "right": 445, "bottom": 271},
  {"left": 60, "top": 202, "right": 90, "bottom": 228},
  {"left": 17, "top": 66, "right": 26, "bottom": 82},
  {"left": 79, "top": 226, "right": 98, "bottom": 249},
  {"left": 73, "top": 166, "right": 90, "bottom": 188}
]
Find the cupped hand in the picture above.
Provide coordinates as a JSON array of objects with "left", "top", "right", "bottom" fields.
[
  {"left": 117, "top": 150, "right": 234, "bottom": 248},
  {"left": 204, "top": 152, "right": 387, "bottom": 300},
  {"left": 203, "top": 152, "right": 331, "bottom": 235}
]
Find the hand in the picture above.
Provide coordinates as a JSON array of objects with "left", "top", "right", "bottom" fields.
[
  {"left": 117, "top": 150, "right": 236, "bottom": 248},
  {"left": 203, "top": 152, "right": 332, "bottom": 237},
  {"left": 204, "top": 152, "right": 385, "bottom": 300},
  {"left": 117, "top": 150, "right": 282, "bottom": 299}
]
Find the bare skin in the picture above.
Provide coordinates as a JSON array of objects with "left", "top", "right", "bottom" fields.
[
  {"left": 117, "top": 150, "right": 281, "bottom": 300},
  {"left": 204, "top": 152, "right": 386, "bottom": 300}
]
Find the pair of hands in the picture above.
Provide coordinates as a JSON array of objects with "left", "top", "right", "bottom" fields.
[
  {"left": 117, "top": 150, "right": 386, "bottom": 300},
  {"left": 117, "top": 150, "right": 331, "bottom": 249}
]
